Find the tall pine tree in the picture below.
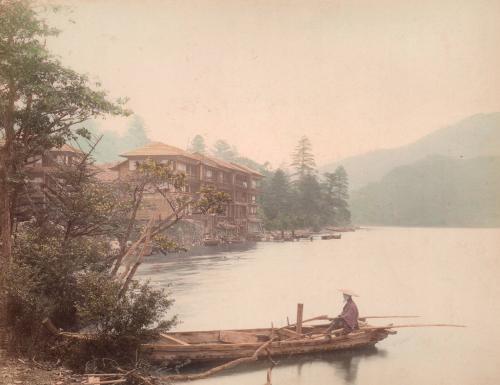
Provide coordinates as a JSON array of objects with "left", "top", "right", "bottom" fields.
[{"left": 291, "top": 136, "right": 316, "bottom": 177}]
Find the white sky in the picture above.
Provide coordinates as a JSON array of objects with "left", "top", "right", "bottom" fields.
[{"left": 45, "top": 0, "right": 500, "bottom": 167}]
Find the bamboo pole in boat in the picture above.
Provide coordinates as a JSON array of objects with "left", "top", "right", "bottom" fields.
[
  {"left": 361, "top": 323, "right": 466, "bottom": 330},
  {"left": 280, "top": 314, "right": 328, "bottom": 331},
  {"left": 361, "top": 315, "right": 420, "bottom": 319}
]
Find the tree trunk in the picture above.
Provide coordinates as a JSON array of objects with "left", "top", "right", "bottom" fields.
[
  {"left": 1, "top": 82, "right": 15, "bottom": 265},
  {"left": 0, "top": 74, "right": 16, "bottom": 352},
  {"left": 0, "top": 178, "right": 12, "bottom": 264}
]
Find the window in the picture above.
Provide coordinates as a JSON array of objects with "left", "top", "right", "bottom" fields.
[
  {"left": 177, "top": 162, "right": 186, "bottom": 172},
  {"left": 251, "top": 179, "right": 257, "bottom": 189},
  {"left": 206, "top": 169, "right": 213, "bottom": 178},
  {"left": 129, "top": 160, "right": 137, "bottom": 171}
]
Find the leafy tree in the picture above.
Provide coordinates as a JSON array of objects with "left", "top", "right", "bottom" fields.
[
  {"left": 5, "top": 145, "right": 230, "bottom": 363},
  {"left": 124, "top": 115, "right": 149, "bottom": 148},
  {"left": 212, "top": 139, "right": 238, "bottom": 161},
  {"left": 0, "top": 1, "right": 127, "bottom": 344},
  {"left": 1, "top": 2, "right": 232, "bottom": 367},
  {"left": 291, "top": 136, "right": 316, "bottom": 177},
  {"left": 0, "top": 0, "right": 127, "bottom": 264},
  {"left": 189, "top": 134, "right": 206, "bottom": 154}
]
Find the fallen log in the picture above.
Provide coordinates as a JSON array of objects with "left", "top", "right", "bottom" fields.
[
  {"left": 159, "top": 338, "right": 276, "bottom": 382},
  {"left": 87, "top": 379, "right": 126, "bottom": 385}
]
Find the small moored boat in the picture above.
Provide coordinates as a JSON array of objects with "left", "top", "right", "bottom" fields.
[
  {"left": 203, "top": 238, "right": 220, "bottom": 246},
  {"left": 321, "top": 233, "right": 341, "bottom": 240}
]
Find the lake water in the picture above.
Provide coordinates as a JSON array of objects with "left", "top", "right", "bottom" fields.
[{"left": 137, "top": 227, "right": 500, "bottom": 385}]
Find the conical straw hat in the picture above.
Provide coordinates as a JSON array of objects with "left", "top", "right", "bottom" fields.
[{"left": 338, "top": 289, "right": 359, "bottom": 297}]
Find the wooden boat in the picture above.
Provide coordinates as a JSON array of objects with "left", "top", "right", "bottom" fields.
[
  {"left": 141, "top": 322, "right": 392, "bottom": 364},
  {"left": 326, "top": 227, "right": 356, "bottom": 232},
  {"left": 321, "top": 233, "right": 341, "bottom": 240},
  {"left": 203, "top": 238, "right": 220, "bottom": 246}
]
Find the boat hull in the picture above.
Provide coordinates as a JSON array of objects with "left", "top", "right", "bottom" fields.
[{"left": 141, "top": 324, "right": 391, "bottom": 363}]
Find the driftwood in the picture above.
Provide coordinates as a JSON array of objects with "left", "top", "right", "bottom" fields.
[
  {"left": 42, "top": 318, "right": 96, "bottom": 340},
  {"left": 87, "top": 378, "right": 126, "bottom": 385},
  {"left": 41, "top": 318, "right": 59, "bottom": 334},
  {"left": 159, "top": 338, "right": 276, "bottom": 382}
]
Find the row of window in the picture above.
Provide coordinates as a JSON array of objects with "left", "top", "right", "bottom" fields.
[{"left": 128, "top": 159, "right": 258, "bottom": 188}]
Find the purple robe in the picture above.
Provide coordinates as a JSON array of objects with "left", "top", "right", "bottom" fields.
[{"left": 340, "top": 298, "right": 359, "bottom": 331}]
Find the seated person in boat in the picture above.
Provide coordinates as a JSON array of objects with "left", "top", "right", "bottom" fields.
[{"left": 327, "top": 289, "right": 359, "bottom": 334}]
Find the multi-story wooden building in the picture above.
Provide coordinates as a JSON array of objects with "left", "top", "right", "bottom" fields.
[
  {"left": 24, "top": 144, "right": 84, "bottom": 186},
  {"left": 111, "top": 142, "right": 264, "bottom": 238},
  {"left": 1, "top": 143, "right": 84, "bottom": 221}
]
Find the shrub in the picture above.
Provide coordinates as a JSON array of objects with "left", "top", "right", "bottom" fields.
[{"left": 5, "top": 225, "right": 176, "bottom": 368}]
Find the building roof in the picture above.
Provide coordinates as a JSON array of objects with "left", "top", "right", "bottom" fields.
[
  {"left": 51, "top": 144, "right": 84, "bottom": 154},
  {"left": 120, "top": 142, "right": 198, "bottom": 160},
  {"left": 120, "top": 141, "right": 263, "bottom": 177},
  {"left": 192, "top": 152, "right": 263, "bottom": 177},
  {"left": 229, "top": 162, "right": 264, "bottom": 177}
]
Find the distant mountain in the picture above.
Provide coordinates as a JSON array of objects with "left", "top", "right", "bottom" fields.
[
  {"left": 321, "top": 113, "right": 500, "bottom": 190},
  {"left": 350, "top": 155, "right": 500, "bottom": 227}
]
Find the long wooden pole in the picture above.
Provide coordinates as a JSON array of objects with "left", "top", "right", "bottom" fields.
[
  {"left": 361, "top": 323, "right": 466, "bottom": 330},
  {"left": 296, "top": 303, "right": 304, "bottom": 334},
  {"left": 358, "top": 315, "right": 420, "bottom": 320}
]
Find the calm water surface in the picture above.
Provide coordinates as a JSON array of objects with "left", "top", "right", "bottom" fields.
[{"left": 137, "top": 227, "right": 500, "bottom": 385}]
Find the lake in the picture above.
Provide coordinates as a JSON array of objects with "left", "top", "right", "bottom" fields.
[{"left": 137, "top": 227, "right": 500, "bottom": 384}]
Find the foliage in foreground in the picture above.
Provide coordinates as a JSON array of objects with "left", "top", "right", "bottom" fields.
[
  {"left": 0, "top": 1, "right": 229, "bottom": 371},
  {"left": 5, "top": 223, "right": 176, "bottom": 368}
]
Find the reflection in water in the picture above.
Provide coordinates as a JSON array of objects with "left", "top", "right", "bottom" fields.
[
  {"left": 270, "top": 347, "right": 386, "bottom": 384},
  {"left": 137, "top": 228, "right": 500, "bottom": 385},
  {"left": 146, "top": 241, "right": 258, "bottom": 262},
  {"left": 321, "top": 348, "right": 387, "bottom": 384},
  {"left": 177, "top": 346, "right": 387, "bottom": 382}
]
